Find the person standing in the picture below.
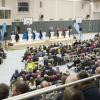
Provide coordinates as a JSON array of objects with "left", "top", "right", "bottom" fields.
[
  {"left": 26, "top": 31, "right": 29, "bottom": 41},
  {"left": 57, "top": 28, "right": 60, "bottom": 38},
  {"left": 68, "top": 25, "right": 72, "bottom": 37},
  {"left": 39, "top": 29, "right": 43, "bottom": 40},
  {"left": 32, "top": 31, "right": 36, "bottom": 40},
  {"left": 15, "top": 32, "right": 19, "bottom": 42}
]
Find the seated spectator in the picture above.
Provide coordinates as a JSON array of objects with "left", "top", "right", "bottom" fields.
[
  {"left": 63, "top": 75, "right": 83, "bottom": 100},
  {"left": 61, "top": 73, "right": 69, "bottom": 84},
  {"left": 12, "top": 80, "right": 29, "bottom": 96},
  {"left": 95, "top": 66, "right": 100, "bottom": 88},
  {"left": 77, "top": 70, "right": 89, "bottom": 80},
  {"left": 28, "top": 77, "right": 36, "bottom": 90},
  {"left": 77, "top": 71, "right": 100, "bottom": 100},
  {"left": 0, "top": 83, "right": 9, "bottom": 99},
  {"left": 41, "top": 80, "right": 49, "bottom": 88}
]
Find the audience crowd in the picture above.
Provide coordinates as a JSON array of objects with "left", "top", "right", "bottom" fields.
[{"left": 0, "top": 33, "right": 100, "bottom": 100}]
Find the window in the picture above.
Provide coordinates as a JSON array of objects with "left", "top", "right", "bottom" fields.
[
  {"left": 0, "top": 10, "right": 11, "bottom": 19},
  {"left": 18, "top": 2, "right": 29, "bottom": 12},
  {"left": 5, "top": 10, "right": 11, "bottom": 19}
]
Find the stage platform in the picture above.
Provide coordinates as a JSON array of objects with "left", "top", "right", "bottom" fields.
[
  {"left": 4, "top": 33, "right": 97, "bottom": 50},
  {"left": 7, "top": 36, "right": 75, "bottom": 50}
]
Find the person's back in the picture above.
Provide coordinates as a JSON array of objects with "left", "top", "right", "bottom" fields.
[
  {"left": 63, "top": 86, "right": 84, "bottom": 100},
  {"left": 79, "top": 81, "right": 100, "bottom": 100},
  {"left": 77, "top": 71, "right": 100, "bottom": 100},
  {"left": 63, "top": 75, "right": 84, "bottom": 100},
  {"left": 12, "top": 80, "right": 29, "bottom": 96}
]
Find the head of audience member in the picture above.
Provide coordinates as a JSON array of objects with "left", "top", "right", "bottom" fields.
[
  {"left": 95, "top": 66, "right": 100, "bottom": 74},
  {"left": 65, "top": 75, "right": 77, "bottom": 85},
  {"left": 40, "top": 80, "right": 49, "bottom": 88},
  {"left": 61, "top": 73, "right": 69, "bottom": 84},
  {"left": 0, "top": 83, "right": 9, "bottom": 99},
  {"left": 63, "top": 75, "right": 82, "bottom": 100},
  {"left": 77, "top": 70, "right": 89, "bottom": 80},
  {"left": 12, "top": 80, "right": 29, "bottom": 96}
]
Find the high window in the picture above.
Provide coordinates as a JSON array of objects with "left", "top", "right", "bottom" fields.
[{"left": 18, "top": 0, "right": 29, "bottom": 12}]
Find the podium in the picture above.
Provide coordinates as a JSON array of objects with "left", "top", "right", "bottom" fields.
[
  {"left": 28, "top": 33, "right": 33, "bottom": 41},
  {"left": 42, "top": 32, "right": 46, "bottom": 40},
  {"left": 11, "top": 35, "right": 15, "bottom": 43},
  {"left": 58, "top": 31, "right": 62, "bottom": 38},
  {"left": 19, "top": 34, "right": 23, "bottom": 42},
  {"left": 65, "top": 31, "right": 69, "bottom": 38},
  {"left": 35, "top": 32, "right": 40, "bottom": 40},
  {"left": 50, "top": 31, "right": 55, "bottom": 39}
]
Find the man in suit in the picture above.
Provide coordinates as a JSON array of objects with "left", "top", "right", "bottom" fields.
[{"left": 15, "top": 32, "right": 19, "bottom": 42}]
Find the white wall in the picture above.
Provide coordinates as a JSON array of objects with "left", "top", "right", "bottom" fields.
[
  {"left": 0, "top": 0, "right": 100, "bottom": 21},
  {"left": 39, "top": 0, "right": 90, "bottom": 20},
  {"left": 90, "top": 1, "right": 100, "bottom": 19}
]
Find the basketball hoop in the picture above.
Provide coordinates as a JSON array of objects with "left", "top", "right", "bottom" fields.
[
  {"left": 26, "top": 20, "right": 31, "bottom": 26},
  {"left": 23, "top": 17, "right": 33, "bottom": 26}
]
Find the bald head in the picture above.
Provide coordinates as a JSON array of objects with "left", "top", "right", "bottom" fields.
[
  {"left": 65, "top": 75, "right": 77, "bottom": 84},
  {"left": 41, "top": 81, "right": 49, "bottom": 88},
  {"left": 95, "top": 67, "right": 100, "bottom": 74}
]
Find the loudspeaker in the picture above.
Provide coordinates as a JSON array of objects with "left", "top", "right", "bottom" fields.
[
  {"left": 86, "top": 14, "right": 90, "bottom": 19},
  {"left": 40, "top": 15, "right": 44, "bottom": 19}
]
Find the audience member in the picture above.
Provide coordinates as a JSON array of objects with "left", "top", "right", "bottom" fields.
[
  {"left": 0, "top": 83, "right": 9, "bottom": 99},
  {"left": 12, "top": 80, "right": 29, "bottom": 96}
]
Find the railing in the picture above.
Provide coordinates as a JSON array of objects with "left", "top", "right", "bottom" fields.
[{"left": 4, "top": 74, "right": 100, "bottom": 100}]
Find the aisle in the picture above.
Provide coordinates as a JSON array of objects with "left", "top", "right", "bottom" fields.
[{"left": 0, "top": 50, "right": 25, "bottom": 85}]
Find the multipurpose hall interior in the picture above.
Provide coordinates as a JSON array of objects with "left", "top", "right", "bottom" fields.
[{"left": 0, "top": 0, "right": 100, "bottom": 100}]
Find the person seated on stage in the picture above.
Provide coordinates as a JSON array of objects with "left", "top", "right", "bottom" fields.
[{"left": 0, "top": 83, "right": 9, "bottom": 99}]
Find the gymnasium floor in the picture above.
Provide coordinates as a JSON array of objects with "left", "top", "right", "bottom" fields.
[{"left": 0, "top": 33, "right": 97, "bottom": 85}]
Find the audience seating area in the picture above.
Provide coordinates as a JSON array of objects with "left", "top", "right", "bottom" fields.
[{"left": 0, "top": 33, "right": 100, "bottom": 100}]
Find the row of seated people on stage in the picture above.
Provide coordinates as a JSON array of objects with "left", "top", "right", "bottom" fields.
[
  {"left": 0, "top": 33, "right": 100, "bottom": 99},
  {"left": 1, "top": 68, "right": 100, "bottom": 100},
  {"left": 0, "top": 44, "right": 7, "bottom": 64},
  {"left": 11, "top": 27, "right": 72, "bottom": 42}
]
